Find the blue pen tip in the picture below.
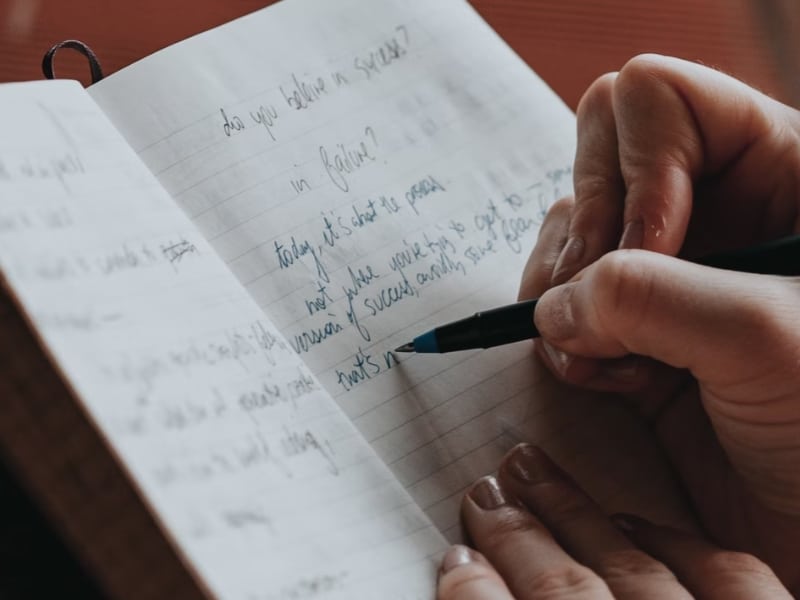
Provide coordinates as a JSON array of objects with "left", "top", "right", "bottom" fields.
[{"left": 412, "top": 330, "right": 439, "bottom": 353}]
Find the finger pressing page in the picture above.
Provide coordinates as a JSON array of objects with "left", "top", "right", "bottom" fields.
[
  {"left": 437, "top": 545, "right": 515, "bottom": 600},
  {"left": 613, "top": 514, "right": 794, "bottom": 599},
  {"left": 462, "top": 475, "right": 612, "bottom": 600},
  {"left": 555, "top": 72, "right": 625, "bottom": 285},
  {"left": 498, "top": 444, "right": 690, "bottom": 600},
  {"left": 518, "top": 195, "right": 573, "bottom": 301}
]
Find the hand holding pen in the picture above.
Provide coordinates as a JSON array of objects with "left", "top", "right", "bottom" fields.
[
  {"left": 434, "top": 55, "right": 800, "bottom": 599},
  {"left": 397, "top": 233, "right": 800, "bottom": 354}
]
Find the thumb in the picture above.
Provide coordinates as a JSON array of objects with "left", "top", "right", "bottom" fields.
[
  {"left": 535, "top": 250, "right": 800, "bottom": 517},
  {"left": 534, "top": 249, "right": 800, "bottom": 387}
]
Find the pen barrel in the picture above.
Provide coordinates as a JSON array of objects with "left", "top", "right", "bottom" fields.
[
  {"left": 695, "top": 235, "right": 800, "bottom": 276},
  {"left": 434, "top": 299, "right": 539, "bottom": 352},
  {"left": 424, "top": 235, "right": 800, "bottom": 354}
]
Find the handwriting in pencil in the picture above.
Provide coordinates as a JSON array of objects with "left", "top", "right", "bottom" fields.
[
  {"left": 249, "top": 571, "right": 349, "bottom": 600},
  {"left": 335, "top": 346, "right": 398, "bottom": 392},
  {"left": 404, "top": 175, "right": 445, "bottom": 215},
  {"left": 267, "top": 168, "right": 569, "bottom": 393},
  {"left": 275, "top": 236, "right": 329, "bottom": 282},
  {"left": 216, "top": 23, "right": 413, "bottom": 145},
  {"left": 151, "top": 423, "right": 340, "bottom": 486},
  {"left": 281, "top": 72, "right": 330, "bottom": 111},
  {"left": 319, "top": 125, "right": 379, "bottom": 193},
  {"left": 354, "top": 25, "right": 411, "bottom": 80},
  {"left": 290, "top": 319, "right": 345, "bottom": 354},
  {"left": 161, "top": 238, "right": 200, "bottom": 266},
  {"left": 103, "top": 320, "right": 288, "bottom": 394},
  {"left": 0, "top": 151, "right": 85, "bottom": 193}
]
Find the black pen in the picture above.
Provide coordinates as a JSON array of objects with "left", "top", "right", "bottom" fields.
[{"left": 394, "top": 234, "right": 800, "bottom": 354}]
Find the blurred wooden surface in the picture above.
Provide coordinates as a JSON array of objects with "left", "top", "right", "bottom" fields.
[{"left": 0, "top": 0, "right": 791, "bottom": 108}]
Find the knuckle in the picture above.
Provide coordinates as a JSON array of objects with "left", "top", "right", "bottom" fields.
[
  {"left": 480, "top": 512, "right": 548, "bottom": 553},
  {"left": 545, "top": 195, "right": 575, "bottom": 222},
  {"left": 615, "top": 54, "right": 669, "bottom": 101},
  {"left": 520, "top": 565, "right": 606, "bottom": 599},
  {"left": 538, "top": 196, "right": 574, "bottom": 240},
  {"left": 573, "top": 172, "right": 611, "bottom": 202},
  {"left": 576, "top": 72, "right": 617, "bottom": 122},
  {"left": 438, "top": 562, "right": 503, "bottom": 599},
  {"left": 614, "top": 56, "right": 705, "bottom": 174},
  {"left": 571, "top": 176, "right": 621, "bottom": 222},
  {"left": 701, "top": 551, "right": 775, "bottom": 580},
  {"left": 741, "top": 280, "right": 797, "bottom": 338},
  {"left": 591, "top": 251, "right": 654, "bottom": 333},
  {"left": 531, "top": 481, "right": 594, "bottom": 526},
  {"left": 599, "top": 548, "right": 676, "bottom": 582}
]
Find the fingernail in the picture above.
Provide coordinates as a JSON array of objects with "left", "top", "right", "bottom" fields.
[
  {"left": 440, "top": 544, "right": 474, "bottom": 574},
  {"left": 552, "top": 236, "right": 585, "bottom": 283},
  {"left": 540, "top": 340, "right": 573, "bottom": 376},
  {"left": 619, "top": 219, "right": 644, "bottom": 249},
  {"left": 505, "top": 444, "right": 561, "bottom": 484},
  {"left": 468, "top": 476, "right": 507, "bottom": 510}
]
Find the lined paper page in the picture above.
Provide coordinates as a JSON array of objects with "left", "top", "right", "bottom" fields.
[
  {"left": 90, "top": 0, "right": 689, "bottom": 537},
  {"left": 0, "top": 80, "right": 444, "bottom": 600}
]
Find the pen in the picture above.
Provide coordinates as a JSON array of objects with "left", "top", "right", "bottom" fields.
[{"left": 394, "top": 233, "right": 800, "bottom": 354}]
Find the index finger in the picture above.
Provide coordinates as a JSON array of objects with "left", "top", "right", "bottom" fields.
[{"left": 556, "top": 53, "right": 791, "bottom": 283}]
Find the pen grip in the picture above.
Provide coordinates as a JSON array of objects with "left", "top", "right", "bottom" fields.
[
  {"left": 476, "top": 298, "right": 539, "bottom": 349},
  {"left": 432, "top": 299, "right": 539, "bottom": 353},
  {"left": 423, "top": 235, "right": 800, "bottom": 354}
]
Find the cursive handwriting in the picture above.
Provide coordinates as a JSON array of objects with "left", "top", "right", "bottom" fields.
[
  {"left": 319, "top": 126, "right": 379, "bottom": 193},
  {"left": 217, "top": 24, "right": 412, "bottom": 145},
  {"left": 270, "top": 169, "right": 568, "bottom": 374},
  {"left": 104, "top": 321, "right": 288, "bottom": 394},
  {"left": 0, "top": 151, "right": 85, "bottom": 194},
  {"left": 249, "top": 571, "right": 349, "bottom": 600},
  {"left": 354, "top": 25, "right": 411, "bottom": 80}
]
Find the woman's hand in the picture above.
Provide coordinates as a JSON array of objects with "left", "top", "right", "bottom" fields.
[
  {"left": 521, "top": 54, "right": 800, "bottom": 589},
  {"left": 436, "top": 445, "right": 793, "bottom": 600}
]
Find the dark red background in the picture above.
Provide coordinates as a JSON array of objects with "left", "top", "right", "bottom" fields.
[{"left": 0, "top": 0, "right": 794, "bottom": 108}]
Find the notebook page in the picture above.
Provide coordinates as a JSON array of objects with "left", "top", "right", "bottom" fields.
[
  {"left": 0, "top": 80, "right": 444, "bottom": 600},
  {"left": 90, "top": 0, "right": 689, "bottom": 537}
]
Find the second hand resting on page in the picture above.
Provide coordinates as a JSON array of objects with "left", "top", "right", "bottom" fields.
[{"left": 436, "top": 54, "right": 800, "bottom": 599}]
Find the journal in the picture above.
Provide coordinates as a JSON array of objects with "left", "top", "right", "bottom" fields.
[{"left": 0, "top": 0, "right": 686, "bottom": 598}]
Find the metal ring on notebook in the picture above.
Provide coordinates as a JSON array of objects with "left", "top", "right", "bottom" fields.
[{"left": 42, "top": 40, "right": 104, "bottom": 84}]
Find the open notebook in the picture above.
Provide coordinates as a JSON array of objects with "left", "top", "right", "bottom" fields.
[{"left": 0, "top": 0, "right": 689, "bottom": 598}]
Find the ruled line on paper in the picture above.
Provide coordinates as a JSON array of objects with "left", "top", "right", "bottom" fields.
[{"left": 88, "top": 0, "right": 688, "bottom": 548}]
